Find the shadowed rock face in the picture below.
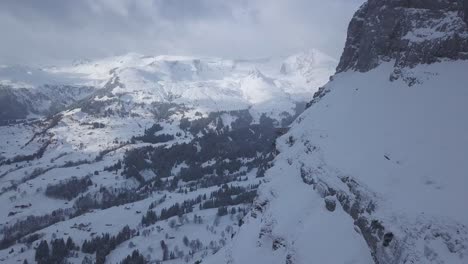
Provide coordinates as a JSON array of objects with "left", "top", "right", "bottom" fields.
[
  {"left": 0, "top": 87, "right": 28, "bottom": 120},
  {"left": 464, "top": 0, "right": 468, "bottom": 22},
  {"left": 337, "top": 0, "right": 468, "bottom": 79},
  {"left": 0, "top": 84, "right": 95, "bottom": 122}
]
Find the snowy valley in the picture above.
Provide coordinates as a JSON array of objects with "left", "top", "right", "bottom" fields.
[{"left": 0, "top": 50, "right": 336, "bottom": 263}]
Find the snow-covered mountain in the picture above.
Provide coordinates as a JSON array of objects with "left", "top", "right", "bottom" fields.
[
  {"left": 207, "top": 1, "right": 468, "bottom": 264},
  {"left": 0, "top": 50, "right": 335, "bottom": 122},
  {"left": 0, "top": 50, "right": 335, "bottom": 264}
]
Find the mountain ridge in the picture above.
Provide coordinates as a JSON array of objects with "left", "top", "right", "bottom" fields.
[{"left": 0, "top": 50, "right": 336, "bottom": 122}]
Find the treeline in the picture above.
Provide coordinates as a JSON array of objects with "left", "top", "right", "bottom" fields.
[
  {"left": 123, "top": 112, "right": 277, "bottom": 186},
  {"left": 141, "top": 184, "right": 257, "bottom": 227},
  {"left": 0, "top": 208, "right": 71, "bottom": 250},
  {"left": 120, "top": 250, "right": 146, "bottom": 264},
  {"left": 1, "top": 139, "right": 52, "bottom": 166},
  {"left": 123, "top": 143, "right": 197, "bottom": 184},
  {"left": 45, "top": 176, "right": 92, "bottom": 200},
  {"left": 80, "top": 121, "right": 105, "bottom": 129},
  {"left": 2, "top": 186, "right": 145, "bottom": 251},
  {"left": 35, "top": 237, "right": 78, "bottom": 264},
  {"left": 141, "top": 197, "right": 200, "bottom": 227},
  {"left": 158, "top": 239, "right": 202, "bottom": 262},
  {"left": 200, "top": 184, "right": 257, "bottom": 210},
  {"left": 131, "top": 124, "right": 174, "bottom": 144},
  {"left": 82, "top": 225, "right": 135, "bottom": 264},
  {"left": 256, "top": 153, "right": 275, "bottom": 178},
  {"left": 74, "top": 187, "right": 146, "bottom": 213}
]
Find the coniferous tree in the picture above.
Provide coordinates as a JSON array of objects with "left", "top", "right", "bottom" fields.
[
  {"left": 141, "top": 210, "right": 158, "bottom": 227},
  {"left": 183, "top": 236, "right": 189, "bottom": 247},
  {"left": 120, "top": 250, "right": 146, "bottom": 264},
  {"left": 35, "top": 240, "right": 49, "bottom": 264},
  {"left": 51, "top": 238, "right": 67, "bottom": 263},
  {"left": 160, "top": 240, "right": 169, "bottom": 261},
  {"left": 66, "top": 237, "right": 75, "bottom": 251}
]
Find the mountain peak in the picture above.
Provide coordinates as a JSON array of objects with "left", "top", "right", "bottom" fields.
[
  {"left": 247, "top": 68, "right": 267, "bottom": 79},
  {"left": 281, "top": 49, "right": 336, "bottom": 75}
]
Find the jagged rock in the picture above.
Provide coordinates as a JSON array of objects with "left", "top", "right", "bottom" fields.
[
  {"left": 272, "top": 238, "right": 286, "bottom": 251},
  {"left": 324, "top": 197, "right": 336, "bottom": 212},
  {"left": 464, "top": 0, "right": 468, "bottom": 23},
  {"left": 337, "top": 0, "right": 468, "bottom": 82},
  {"left": 285, "top": 254, "right": 294, "bottom": 264},
  {"left": 382, "top": 232, "right": 394, "bottom": 247}
]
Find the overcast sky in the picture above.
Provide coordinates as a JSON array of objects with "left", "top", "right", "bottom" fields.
[{"left": 0, "top": 0, "right": 364, "bottom": 65}]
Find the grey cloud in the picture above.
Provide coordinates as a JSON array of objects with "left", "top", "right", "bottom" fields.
[{"left": 0, "top": 0, "right": 364, "bottom": 65}]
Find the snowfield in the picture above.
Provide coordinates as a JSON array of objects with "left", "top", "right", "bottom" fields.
[{"left": 207, "top": 60, "right": 468, "bottom": 264}]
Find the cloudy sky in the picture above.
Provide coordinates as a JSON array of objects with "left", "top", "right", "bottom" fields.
[{"left": 0, "top": 0, "right": 364, "bottom": 65}]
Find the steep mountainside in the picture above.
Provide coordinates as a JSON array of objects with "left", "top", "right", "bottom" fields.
[{"left": 207, "top": 1, "right": 468, "bottom": 264}]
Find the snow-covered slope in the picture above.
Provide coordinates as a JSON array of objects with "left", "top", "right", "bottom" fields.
[
  {"left": 208, "top": 61, "right": 468, "bottom": 264},
  {"left": 207, "top": 1, "right": 468, "bottom": 264}
]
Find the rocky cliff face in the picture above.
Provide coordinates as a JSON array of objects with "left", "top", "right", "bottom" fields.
[
  {"left": 464, "top": 0, "right": 468, "bottom": 22},
  {"left": 337, "top": 0, "right": 468, "bottom": 84}
]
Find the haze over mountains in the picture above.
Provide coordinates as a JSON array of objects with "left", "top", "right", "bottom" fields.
[
  {"left": 0, "top": 0, "right": 467, "bottom": 264},
  {"left": 0, "top": 50, "right": 335, "bottom": 121}
]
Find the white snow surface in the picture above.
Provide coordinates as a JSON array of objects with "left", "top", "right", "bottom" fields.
[
  {"left": 1, "top": 50, "right": 336, "bottom": 120},
  {"left": 89, "top": 51, "right": 334, "bottom": 119},
  {"left": 207, "top": 60, "right": 468, "bottom": 264}
]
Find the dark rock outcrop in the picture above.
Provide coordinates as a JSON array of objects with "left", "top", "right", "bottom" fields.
[
  {"left": 324, "top": 197, "right": 336, "bottom": 212},
  {"left": 0, "top": 87, "right": 28, "bottom": 120},
  {"left": 337, "top": 0, "right": 468, "bottom": 81},
  {"left": 382, "top": 232, "right": 394, "bottom": 247},
  {"left": 464, "top": 0, "right": 468, "bottom": 23}
]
